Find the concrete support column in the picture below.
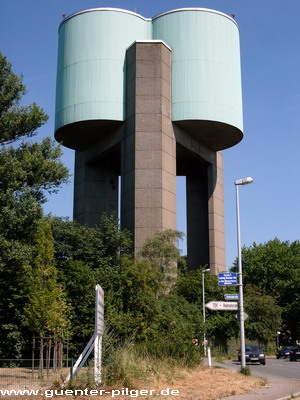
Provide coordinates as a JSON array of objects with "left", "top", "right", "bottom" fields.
[
  {"left": 208, "top": 151, "right": 226, "bottom": 274},
  {"left": 186, "top": 168, "right": 209, "bottom": 269},
  {"left": 73, "top": 151, "right": 119, "bottom": 226},
  {"left": 122, "top": 41, "right": 176, "bottom": 254}
]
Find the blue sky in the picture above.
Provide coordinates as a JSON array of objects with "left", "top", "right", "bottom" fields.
[{"left": 1, "top": 0, "right": 300, "bottom": 269}]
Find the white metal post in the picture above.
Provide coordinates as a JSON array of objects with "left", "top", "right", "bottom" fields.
[
  {"left": 202, "top": 268, "right": 210, "bottom": 356},
  {"left": 94, "top": 284, "right": 104, "bottom": 385},
  {"left": 234, "top": 177, "right": 253, "bottom": 370},
  {"left": 94, "top": 334, "right": 102, "bottom": 385},
  {"left": 235, "top": 184, "right": 245, "bottom": 368},
  {"left": 207, "top": 346, "right": 212, "bottom": 367}
]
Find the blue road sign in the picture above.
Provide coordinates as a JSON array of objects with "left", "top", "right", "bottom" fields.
[
  {"left": 224, "top": 294, "right": 239, "bottom": 300},
  {"left": 218, "top": 273, "right": 237, "bottom": 286}
]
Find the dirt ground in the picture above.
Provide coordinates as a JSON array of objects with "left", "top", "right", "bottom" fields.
[
  {"left": 156, "top": 365, "right": 266, "bottom": 400},
  {"left": 0, "top": 365, "right": 266, "bottom": 400},
  {"left": 119, "top": 366, "right": 266, "bottom": 400}
]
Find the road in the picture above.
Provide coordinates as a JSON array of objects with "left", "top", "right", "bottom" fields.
[
  {"left": 217, "top": 358, "right": 300, "bottom": 400},
  {"left": 229, "top": 357, "right": 300, "bottom": 380}
]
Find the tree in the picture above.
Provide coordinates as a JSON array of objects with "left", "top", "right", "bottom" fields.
[
  {"left": 107, "top": 256, "right": 162, "bottom": 325},
  {"left": 143, "top": 295, "right": 202, "bottom": 364},
  {"left": 139, "top": 230, "right": 184, "bottom": 274},
  {"left": 0, "top": 52, "right": 48, "bottom": 144},
  {"left": 232, "top": 239, "right": 300, "bottom": 341},
  {"left": 51, "top": 213, "right": 131, "bottom": 271},
  {"left": 244, "top": 285, "right": 282, "bottom": 345},
  {"left": 24, "top": 221, "right": 70, "bottom": 338},
  {"left": 50, "top": 214, "right": 133, "bottom": 355},
  {"left": 58, "top": 260, "right": 97, "bottom": 355},
  {"left": 139, "top": 229, "right": 184, "bottom": 292},
  {"left": 96, "top": 213, "right": 132, "bottom": 267},
  {"left": 176, "top": 269, "right": 239, "bottom": 350},
  {"left": 0, "top": 53, "right": 69, "bottom": 358}
]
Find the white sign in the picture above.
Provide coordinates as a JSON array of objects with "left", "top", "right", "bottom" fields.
[{"left": 206, "top": 301, "right": 238, "bottom": 311}]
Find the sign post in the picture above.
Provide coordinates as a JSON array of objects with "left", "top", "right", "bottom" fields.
[
  {"left": 65, "top": 284, "right": 104, "bottom": 385},
  {"left": 94, "top": 284, "right": 104, "bottom": 385}
]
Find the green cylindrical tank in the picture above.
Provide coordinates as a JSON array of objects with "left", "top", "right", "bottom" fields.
[
  {"left": 55, "top": 8, "right": 243, "bottom": 151},
  {"left": 153, "top": 8, "right": 243, "bottom": 150},
  {"left": 55, "top": 8, "right": 151, "bottom": 149}
]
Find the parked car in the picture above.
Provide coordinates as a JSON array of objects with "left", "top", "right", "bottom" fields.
[
  {"left": 238, "top": 344, "right": 266, "bottom": 365},
  {"left": 289, "top": 345, "right": 300, "bottom": 361},
  {"left": 276, "top": 346, "right": 292, "bottom": 359}
]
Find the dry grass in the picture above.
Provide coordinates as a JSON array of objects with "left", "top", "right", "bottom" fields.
[
  {"left": 152, "top": 365, "right": 266, "bottom": 400},
  {"left": 103, "top": 365, "right": 266, "bottom": 400},
  {"left": 0, "top": 364, "right": 266, "bottom": 400}
]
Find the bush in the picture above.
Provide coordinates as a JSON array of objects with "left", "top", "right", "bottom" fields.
[{"left": 134, "top": 296, "right": 202, "bottom": 366}]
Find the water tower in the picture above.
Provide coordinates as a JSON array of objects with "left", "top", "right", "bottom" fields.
[{"left": 55, "top": 8, "right": 243, "bottom": 273}]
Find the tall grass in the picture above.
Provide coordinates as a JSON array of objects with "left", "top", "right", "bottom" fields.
[
  {"left": 61, "top": 329, "right": 203, "bottom": 389},
  {"left": 102, "top": 340, "right": 201, "bottom": 387}
]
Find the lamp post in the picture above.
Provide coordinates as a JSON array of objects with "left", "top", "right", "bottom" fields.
[
  {"left": 202, "top": 268, "right": 210, "bottom": 356},
  {"left": 234, "top": 177, "right": 253, "bottom": 369}
]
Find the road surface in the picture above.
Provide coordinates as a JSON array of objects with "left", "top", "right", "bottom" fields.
[
  {"left": 230, "top": 357, "right": 300, "bottom": 380},
  {"left": 217, "top": 358, "right": 300, "bottom": 400}
]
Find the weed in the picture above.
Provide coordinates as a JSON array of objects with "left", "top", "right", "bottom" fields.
[{"left": 240, "top": 366, "right": 251, "bottom": 376}]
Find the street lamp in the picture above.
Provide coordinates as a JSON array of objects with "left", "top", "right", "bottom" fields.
[
  {"left": 234, "top": 177, "right": 253, "bottom": 369},
  {"left": 202, "top": 268, "right": 210, "bottom": 356}
]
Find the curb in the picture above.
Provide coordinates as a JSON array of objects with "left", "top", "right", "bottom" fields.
[{"left": 275, "top": 392, "right": 300, "bottom": 400}]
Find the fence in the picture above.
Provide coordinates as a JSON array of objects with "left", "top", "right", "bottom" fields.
[{"left": 0, "top": 359, "right": 73, "bottom": 390}]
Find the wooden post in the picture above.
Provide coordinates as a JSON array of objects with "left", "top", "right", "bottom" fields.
[
  {"left": 32, "top": 337, "right": 35, "bottom": 377},
  {"left": 47, "top": 338, "right": 51, "bottom": 375},
  {"left": 53, "top": 339, "right": 57, "bottom": 371},
  {"left": 66, "top": 340, "right": 69, "bottom": 368},
  {"left": 39, "top": 337, "right": 44, "bottom": 379},
  {"left": 60, "top": 341, "right": 63, "bottom": 369}
]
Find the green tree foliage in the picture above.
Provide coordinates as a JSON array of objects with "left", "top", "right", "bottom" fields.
[
  {"left": 144, "top": 295, "right": 202, "bottom": 363},
  {"left": 104, "top": 256, "right": 162, "bottom": 340},
  {"left": 50, "top": 214, "right": 132, "bottom": 354},
  {"left": 244, "top": 285, "right": 282, "bottom": 345},
  {"left": 96, "top": 213, "right": 132, "bottom": 265},
  {"left": 237, "top": 239, "right": 300, "bottom": 340},
  {"left": 24, "top": 221, "right": 70, "bottom": 338},
  {"left": 176, "top": 269, "right": 239, "bottom": 349},
  {"left": 0, "top": 53, "right": 69, "bottom": 357},
  {"left": 139, "top": 229, "right": 184, "bottom": 293},
  {"left": 139, "top": 229, "right": 183, "bottom": 274},
  {"left": 58, "top": 260, "right": 97, "bottom": 354},
  {"left": 0, "top": 52, "right": 48, "bottom": 144},
  {"left": 52, "top": 220, "right": 201, "bottom": 361},
  {"left": 0, "top": 139, "right": 69, "bottom": 238},
  {"left": 102, "top": 255, "right": 201, "bottom": 363},
  {"left": 51, "top": 214, "right": 131, "bottom": 271}
]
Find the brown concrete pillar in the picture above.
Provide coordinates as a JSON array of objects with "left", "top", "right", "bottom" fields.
[
  {"left": 208, "top": 151, "right": 226, "bottom": 274},
  {"left": 186, "top": 167, "right": 209, "bottom": 269},
  {"left": 73, "top": 151, "right": 119, "bottom": 226},
  {"left": 121, "top": 41, "right": 176, "bottom": 253}
]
